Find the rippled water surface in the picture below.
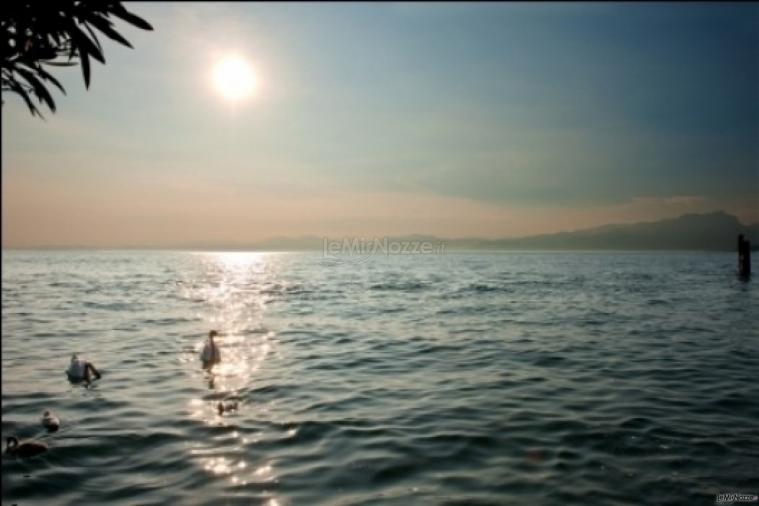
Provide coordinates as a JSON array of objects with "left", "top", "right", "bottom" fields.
[{"left": 2, "top": 251, "right": 758, "bottom": 505}]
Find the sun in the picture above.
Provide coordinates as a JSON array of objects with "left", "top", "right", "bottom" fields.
[{"left": 211, "top": 55, "right": 257, "bottom": 102}]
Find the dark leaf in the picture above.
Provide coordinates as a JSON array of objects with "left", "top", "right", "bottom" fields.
[
  {"left": 43, "top": 61, "right": 77, "bottom": 67},
  {"left": 110, "top": 5, "right": 154, "bottom": 31},
  {"left": 80, "top": 51, "right": 90, "bottom": 87},
  {"left": 69, "top": 25, "right": 105, "bottom": 63},
  {"left": 87, "top": 15, "right": 133, "bottom": 48},
  {"left": 14, "top": 66, "right": 56, "bottom": 111},
  {"left": 28, "top": 62, "right": 66, "bottom": 94},
  {"left": 83, "top": 23, "right": 104, "bottom": 55},
  {"left": 6, "top": 76, "right": 42, "bottom": 117}
]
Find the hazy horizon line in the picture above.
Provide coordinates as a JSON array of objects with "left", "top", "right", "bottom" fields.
[{"left": 4, "top": 210, "right": 756, "bottom": 251}]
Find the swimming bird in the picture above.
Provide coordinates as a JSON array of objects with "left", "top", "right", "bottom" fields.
[
  {"left": 5, "top": 437, "right": 47, "bottom": 458},
  {"left": 201, "top": 330, "right": 222, "bottom": 367},
  {"left": 66, "top": 354, "right": 101, "bottom": 382},
  {"left": 217, "top": 401, "right": 238, "bottom": 415},
  {"left": 41, "top": 411, "right": 60, "bottom": 432}
]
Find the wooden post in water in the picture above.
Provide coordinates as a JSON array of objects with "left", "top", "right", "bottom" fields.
[{"left": 738, "top": 234, "right": 751, "bottom": 279}]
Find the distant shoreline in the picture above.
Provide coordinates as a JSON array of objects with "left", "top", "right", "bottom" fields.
[
  {"left": 3, "top": 211, "right": 757, "bottom": 253},
  {"left": 2, "top": 247, "right": 756, "bottom": 253}
]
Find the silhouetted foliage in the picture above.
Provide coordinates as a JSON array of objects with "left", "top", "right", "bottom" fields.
[{"left": 1, "top": 2, "right": 152, "bottom": 117}]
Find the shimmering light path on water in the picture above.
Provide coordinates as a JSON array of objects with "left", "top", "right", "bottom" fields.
[{"left": 2, "top": 251, "right": 758, "bottom": 505}]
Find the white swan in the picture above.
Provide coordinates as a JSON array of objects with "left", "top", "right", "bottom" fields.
[
  {"left": 200, "top": 330, "right": 221, "bottom": 366},
  {"left": 66, "top": 354, "right": 101, "bottom": 382},
  {"left": 41, "top": 411, "right": 60, "bottom": 432}
]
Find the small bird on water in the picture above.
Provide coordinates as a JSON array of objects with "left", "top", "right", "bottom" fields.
[
  {"left": 41, "top": 411, "right": 60, "bottom": 432},
  {"left": 217, "top": 401, "right": 238, "bottom": 415},
  {"left": 5, "top": 437, "right": 48, "bottom": 458}
]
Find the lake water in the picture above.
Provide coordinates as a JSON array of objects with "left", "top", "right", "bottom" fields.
[{"left": 2, "top": 250, "right": 757, "bottom": 505}]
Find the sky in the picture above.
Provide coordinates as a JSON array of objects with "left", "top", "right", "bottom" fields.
[{"left": 2, "top": 2, "right": 758, "bottom": 248}]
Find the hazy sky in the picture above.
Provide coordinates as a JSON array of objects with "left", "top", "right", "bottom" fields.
[{"left": 3, "top": 2, "right": 758, "bottom": 247}]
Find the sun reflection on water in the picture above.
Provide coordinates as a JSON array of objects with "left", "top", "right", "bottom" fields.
[
  {"left": 179, "top": 251, "right": 279, "bottom": 395},
  {"left": 180, "top": 251, "right": 283, "bottom": 494},
  {"left": 196, "top": 454, "right": 279, "bottom": 485}
]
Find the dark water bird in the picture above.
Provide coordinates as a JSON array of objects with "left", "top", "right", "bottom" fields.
[
  {"left": 217, "top": 401, "right": 238, "bottom": 415},
  {"left": 41, "top": 411, "right": 60, "bottom": 432},
  {"left": 5, "top": 437, "right": 48, "bottom": 458}
]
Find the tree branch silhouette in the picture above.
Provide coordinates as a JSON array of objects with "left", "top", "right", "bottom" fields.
[{"left": 1, "top": 1, "right": 153, "bottom": 118}]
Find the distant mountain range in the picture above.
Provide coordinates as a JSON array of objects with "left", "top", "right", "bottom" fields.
[
  {"left": 176, "top": 211, "right": 758, "bottom": 252},
  {"left": 449, "top": 211, "right": 759, "bottom": 251},
  {"left": 13, "top": 211, "right": 757, "bottom": 251}
]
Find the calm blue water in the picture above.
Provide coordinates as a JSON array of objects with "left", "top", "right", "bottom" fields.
[{"left": 2, "top": 251, "right": 758, "bottom": 505}]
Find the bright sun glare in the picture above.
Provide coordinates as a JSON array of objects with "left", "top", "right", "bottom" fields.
[{"left": 212, "top": 55, "right": 257, "bottom": 102}]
